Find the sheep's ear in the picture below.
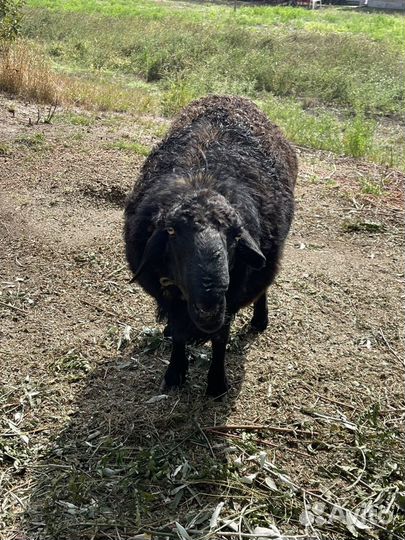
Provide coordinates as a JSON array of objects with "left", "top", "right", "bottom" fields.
[
  {"left": 133, "top": 229, "right": 167, "bottom": 279},
  {"left": 237, "top": 230, "right": 266, "bottom": 270}
]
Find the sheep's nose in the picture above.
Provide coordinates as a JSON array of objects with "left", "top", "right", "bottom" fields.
[{"left": 194, "top": 302, "right": 220, "bottom": 319}]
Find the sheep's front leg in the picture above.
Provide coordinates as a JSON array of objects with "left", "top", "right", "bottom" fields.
[
  {"left": 207, "top": 324, "right": 231, "bottom": 399},
  {"left": 163, "top": 340, "right": 188, "bottom": 389},
  {"left": 250, "top": 292, "right": 268, "bottom": 332}
]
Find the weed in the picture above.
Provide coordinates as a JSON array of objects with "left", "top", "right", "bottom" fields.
[
  {"left": 25, "top": 1, "right": 405, "bottom": 48},
  {"left": 137, "top": 119, "right": 168, "bottom": 139},
  {"left": 0, "top": 0, "right": 25, "bottom": 41},
  {"left": 161, "top": 78, "right": 199, "bottom": 117},
  {"left": 64, "top": 75, "right": 159, "bottom": 113},
  {"left": 343, "top": 220, "right": 385, "bottom": 233},
  {"left": 0, "top": 142, "right": 11, "bottom": 154},
  {"left": 360, "top": 178, "right": 384, "bottom": 196},
  {"left": 64, "top": 112, "right": 93, "bottom": 126},
  {"left": 343, "top": 113, "right": 376, "bottom": 158},
  {"left": 15, "top": 132, "right": 46, "bottom": 149},
  {"left": 53, "top": 349, "right": 92, "bottom": 380},
  {"left": 1, "top": 3, "right": 403, "bottom": 167},
  {"left": 112, "top": 139, "right": 150, "bottom": 156},
  {"left": 21, "top": 8, "right": 404, "bottom": 116},
  {"left": 261, "top": 96, "right": 343, "bottom": 154},
  {"left": 326, "top": 178, "right": 339, "bottom": 189},
  {"left": 70, "top": 131, "right": 84, "bottom": 141}
]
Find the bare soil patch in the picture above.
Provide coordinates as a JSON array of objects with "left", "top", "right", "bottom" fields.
[{"left": 1, "top": 94, "right": 404, "bottom": 539}]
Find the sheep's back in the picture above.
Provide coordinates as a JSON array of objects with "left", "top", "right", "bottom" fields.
[
  {"left": 137, "top": 95, "right": 295, "bottom": 188},
  {"left": 170, "top": 95, "right": 296, "bottom": 187},
  {"left": 130, "top": 95, "right": 297, "bottom": 244}
]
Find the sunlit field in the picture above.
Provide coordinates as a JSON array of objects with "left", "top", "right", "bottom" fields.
[{"left": 1, "top": 2, "right": 404, "bottom": 539}]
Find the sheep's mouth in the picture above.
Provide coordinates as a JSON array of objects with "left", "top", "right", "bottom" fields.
[{"left": 189, "top": 302, "right": 226, "bottom": 334}]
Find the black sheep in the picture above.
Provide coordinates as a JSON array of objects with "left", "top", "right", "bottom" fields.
[{"left": 125, "top": 95, "right": 297, "bottom": 398}]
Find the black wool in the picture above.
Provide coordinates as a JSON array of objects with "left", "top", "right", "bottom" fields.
[{"left": 124, "top": 95, "right": 297, "bottom": 398}]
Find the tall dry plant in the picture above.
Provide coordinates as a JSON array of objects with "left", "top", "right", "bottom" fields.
[{"left": 0, "top": 41, "right": 62, "bottom": 104}]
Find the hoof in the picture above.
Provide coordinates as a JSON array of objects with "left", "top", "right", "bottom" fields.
[
  {"left": 162, "top": 366, "right": 186, "bottom": 391},
  {"left": 250, "top": 315, "right": 268, "bottom": 333},
  {"left": 206, "top": 378, "right": 230, "bottom": 400}
]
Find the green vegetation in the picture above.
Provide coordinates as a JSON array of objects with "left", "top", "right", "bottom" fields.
[
  {"left": 0, "top": 142, "right": 11, "bottom": 154},
  {"left": 62, "top": 112, "right": 93, "bottom": 126},
  {"left": 360, "top": 177, "right": 384, "bottom": 196},
  {"left": 261, "top": 97, "right": 378, "bottom": 157},
  {"left": 1, "top": 0, "right": 403, "bottom": 168},
  {"left": 25, "top": 0, "right": 405, "bottom": 48},
  {"left": 0, "top": 0, "right": 25, "bottom": 40},
  {"left": 112, "top": 139, "right": 150, "bottom": 156},
  {"left": 343, "top": 219, "right": 385, "bottom": 233},
  {"left": 22, "top": 9, "right": 404, "bottom": 116},
  {"left": 15, "top": 131, "right": 46, "bottom": 149}
]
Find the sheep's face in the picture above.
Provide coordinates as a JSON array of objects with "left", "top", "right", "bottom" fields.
[
  {"left": 166, "top": 222, "right": 229, "bottom": 333},
  {"left": 135, "top": 192, "right": 266, "bottom": 334}
]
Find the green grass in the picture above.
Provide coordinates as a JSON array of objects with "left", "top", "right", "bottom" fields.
[
  {"left": 62, "top": 112, "right": 94, "bottom": 126},
  {"left": 22, "top": 9, "right": 404, "bottom": 116},
  {"left": 25, "top": 0, "right": 405, "bottom": 48},
  {"left": 15, "top": 132, "right": 46, "bottom": 150},
  {"left": 112, "top": 139, "right": 150, "bottom": 156},
  {"left": 360, "top": 178, "right": 384, "bottom": 196},
  {"left": 0, "top": 142, "right": 11, "bottom": 155},
  {"left": 4, "top": 1, "right": 403, "bottom": 168},
  {"left": 261, "top": 97, "right": 375, "bottom": 156}
]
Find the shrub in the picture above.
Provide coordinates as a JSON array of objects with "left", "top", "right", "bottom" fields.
[
  {"left": 343, "top": 113, "right": 376, "bottom": 158},
  {"left": 0, "top": 0, "right": 25, "bottom": 41}
]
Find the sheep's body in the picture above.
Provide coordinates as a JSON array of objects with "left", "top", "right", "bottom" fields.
[{"left": 125, "top": 95, "right": 297, "bottom": 397}]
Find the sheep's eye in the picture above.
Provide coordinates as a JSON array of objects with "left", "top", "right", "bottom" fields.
[{"left": 167, "top": 227, "right": 176, "bottom": 236}]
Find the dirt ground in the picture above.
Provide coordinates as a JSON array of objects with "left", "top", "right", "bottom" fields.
[{"left": 1, "top": 94, "right": 404, "bottom": 540}]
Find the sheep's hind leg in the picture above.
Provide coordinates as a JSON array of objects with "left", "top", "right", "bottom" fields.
[
  {"left": 207, "top": 324, "right": 231, "bottom": 399},
  {"left": 163, "top": 340, "right": 188, "bottom": 390},
  {"left": 250, "top": 292, "right": 268, "bottom": 332}
]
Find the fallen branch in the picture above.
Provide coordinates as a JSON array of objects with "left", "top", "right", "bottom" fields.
[
  {"left": 105, "top": 264, "right": 127, "bottom": 279},
  {"left": 378, "top": 328, "right": 403, "bottom": 366},
  {"left": 80, "top": 298, "right": 125, "bottom": 324},
  {"left": 301, "top": 382, "right": 356, "bottom": 410},
  {"left": 0, "top": 301, "right": 25, "bottom": 313},
  {"left": 204, "top": 424, "right": 314, "bottom": 436},
  {"left": 208, "top": 429, "right": 310, "bottom": 458},
  {"left": 313, "top": 394, "right": 355, "bottom": 411}
]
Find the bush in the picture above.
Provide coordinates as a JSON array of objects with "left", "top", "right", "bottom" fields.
[
  {"left": 343, "top": 113, "right": 376, "bottom": 158},
  {"left": 0, "top": 0, "right": 24, "bottom": 41}
]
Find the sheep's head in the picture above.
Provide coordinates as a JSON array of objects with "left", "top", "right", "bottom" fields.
[{"left": 135, "top": 190, "right": 265, "bottom": 333}]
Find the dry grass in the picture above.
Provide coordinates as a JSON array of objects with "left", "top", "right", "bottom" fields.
[
  {"left": 0, "top": 41, "right": 61, "bottom": 104},
  {"left": 63, "top": 77, "right": 158, "bottom": 114},
  {"left": 0, "top": 41, "right": 158, "bottom": 114},
  {"left": 1, "top": 38, "right": 404, "bottom": 168},
  {"left": 0, "top": 95, "right": 404, "bottom": 539}
]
